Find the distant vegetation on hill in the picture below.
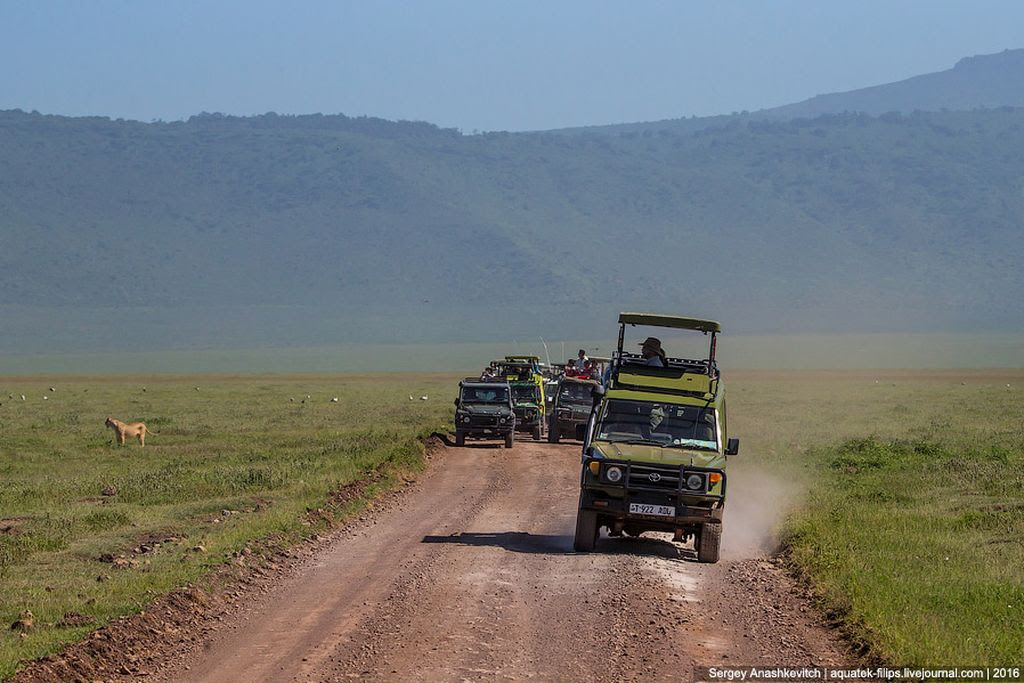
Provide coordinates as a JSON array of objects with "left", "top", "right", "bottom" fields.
[{"left": 2, "top": 54, "right": 1024, "bottom": 353}]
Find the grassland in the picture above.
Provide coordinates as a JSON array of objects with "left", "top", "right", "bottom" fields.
[
  {"left": 1, "top": 370, "right": 1022, "bottom": 676},
  {"left": 0, "top": 374, "right": 453, "bottom": 678},
  {"left": 729, "top": 370, "right": 1024, "bottom": 666},
  {"left": 3, "top": 333, "right": 1024, "bottom": 375}
]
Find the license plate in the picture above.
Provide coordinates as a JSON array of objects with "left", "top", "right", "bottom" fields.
[{"left": 629, "top": 503, "right": 675, "bottom": 517}]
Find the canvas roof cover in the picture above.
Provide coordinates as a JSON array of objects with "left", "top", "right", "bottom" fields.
[{"left": 618, "top": 313, "right": 721, "bottom": 333}]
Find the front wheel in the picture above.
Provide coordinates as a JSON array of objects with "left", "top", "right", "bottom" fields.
[
  {"left": 573, "top": 508, "right": 598, "bottom": 552},
  {"left": 696, "top": 522, "right": 721, "bottom": 563},
  {"left": 504, "top": 431, "right": 514, "bottom": 449},
  {"left": 547, "top": 422, "right": 560, "bottom": 443},
  {"left": 454, "top": 431, "right": 465, "bottom": 447},
  {"left": 532, "top": 424, "right": 542, "bottom": 440}
]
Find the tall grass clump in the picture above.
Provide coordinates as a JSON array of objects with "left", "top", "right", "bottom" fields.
[{"left": 785, "top": 437, "right": 1024, "bottom": 665}]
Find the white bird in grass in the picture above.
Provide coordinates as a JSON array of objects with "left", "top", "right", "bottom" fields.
[
  {"left": 42, "top": 396, "right": 48, "bottom": 400},
  {"left": 331, "top": 397, "right": 339, "bottom": 403},
  {"left": 409, "top": 395, "right": 414, "bottom": 401},
  {"left": 21, "top": 395, "right": 26, "bottom": 401},
  {"left": 420, "top": 395, "right": 428, "bottom": 401}
]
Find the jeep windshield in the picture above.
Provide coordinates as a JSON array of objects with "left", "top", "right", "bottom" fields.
[
  {"left": 511, "top": 385, "right": 539, "bottom": 403},
  {"left": 558, "top": 382, "right": 593, "bottom": 404},
  {"left": 596, "top": 399, "right": 718, "bottom": 451},
  {"left": 498, "top": 365, "right": 534, "bottom": 380},
  {"left": 461, "top": 386, "right": 509, "bottom": 403}
]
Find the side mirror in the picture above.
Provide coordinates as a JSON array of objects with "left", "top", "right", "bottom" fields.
[
  {"left": 453, "top": 398, "right": 460, "bottom": 407},
  {"left": 725, "top": 438, "right": 740, "bottom": 456},
  {"left": 590, "top": 384, "right": 606, "bottom": 408}
]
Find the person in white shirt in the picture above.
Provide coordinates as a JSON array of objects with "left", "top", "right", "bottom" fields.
[{"left": 573, "top": 349, "right": 589, "bottom": 370}]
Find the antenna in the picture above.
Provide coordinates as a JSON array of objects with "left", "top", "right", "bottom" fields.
[{"left": 540, "top": 338, "right": 551, "bottom": 367}]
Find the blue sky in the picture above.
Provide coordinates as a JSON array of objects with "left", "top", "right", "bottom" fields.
[{"left": 2, "top": 1, "right": 1022, "bottom": 131}]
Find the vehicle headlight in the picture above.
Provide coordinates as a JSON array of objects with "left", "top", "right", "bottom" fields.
[
  {"left": 499, "top": 416, "right": 507, "bottom": 423},
  {"left": 686, "top": 474, "right": 705, "bottom": 491},
  {"left": 605, "top": 466, "right": 624, "bottom": 483},
  {"left": 462, "top": 415, "right": 471, "bottom": 424}
]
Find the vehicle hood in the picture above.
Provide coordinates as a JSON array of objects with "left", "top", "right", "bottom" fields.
[
  {"left": 462, "top": 404, "right": 512, "bottom": 415},
  {"left": 592, "top": 441, "right": 725, "bottom": 468}
]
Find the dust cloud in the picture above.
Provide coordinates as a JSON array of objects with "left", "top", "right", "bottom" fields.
[{"left": 721, "top": 466, "right": 800, "bottom": 560}]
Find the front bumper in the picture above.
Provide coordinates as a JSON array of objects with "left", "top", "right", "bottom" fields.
[
  {"left": 579, "top": 459, "right": 726, "bottom": 526},
  {"left": 513, "top": 411, "right": 542, "bottom": 432},
  {"left": 552, "top": 417, "right": 588, "bottom": 440},
  {"left": 456, "top": 415, "right": 515, "bottom": 437}
]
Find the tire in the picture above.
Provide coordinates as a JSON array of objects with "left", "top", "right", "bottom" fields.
[
  {"left": 573, "top": 509, "right": 599, "bottom": 552},
  {"left": 504, "top": 431, "right": 514, "bottom": 449},
  {"left": 532, "top": 424, "right": 542, "bottom": 441},
  {"left": 696, "top": 522, "right": 722, "bottom": 564},
  {"left": 547, "top": 422, "right": 560, "bottom": 443},
  {"left": 454, "top": 431, "right": 465, "bottom": 447}
]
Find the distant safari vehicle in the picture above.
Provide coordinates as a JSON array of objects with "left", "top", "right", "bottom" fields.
[
  {"left": 510, "top": 381, "right": 545, "bottom": 440},
  {"left": 548, "top": 376, "right": 599, "bottom": 443},
  {"left": 574, "top": 313, "right": 739, "bottom": 563},
  {"left": 454, "top": 379, "right": 516, "bottom": 448},
  {"left": 496, "top": 356, "right": 547, "bottom": 440}
]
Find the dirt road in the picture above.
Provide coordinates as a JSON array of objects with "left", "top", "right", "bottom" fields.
[{"left": 147, "top": 440, "right": 850, "bottom": 682}]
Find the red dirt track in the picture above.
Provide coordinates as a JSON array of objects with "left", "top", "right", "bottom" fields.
[{"left": 24, "top": 440, "right": 853, "bottom": 682}]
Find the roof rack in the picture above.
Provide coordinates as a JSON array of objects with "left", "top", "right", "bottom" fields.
[{"left": 609, "top": 312, "right": 724, "bottom": 400}]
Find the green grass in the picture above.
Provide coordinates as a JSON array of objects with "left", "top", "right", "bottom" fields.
[
  {"left": 785, "top": 438, "right": 1024, "bottom": 665},
  {"left": 0, "top": 374, "right": 453, "bottom": 678},
  {"left": 2, "top": 369, "right": 1022, "bottom": 675},
  {"left": 725, "top": 370, "right": 1024, "bottom": 666}
]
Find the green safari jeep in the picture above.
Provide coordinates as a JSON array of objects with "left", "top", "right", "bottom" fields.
[
  {"left": 548, "top": 376, "right": 598, "bottom": 443},
  {"left": 574, "top": 313, "right": 740, "bottom": 563},
  {"left": 454, "top": 379, "right": 517, "bottom": 448},
  {"left": 510, "top": 381, "right": 545, "bottom": 440}
]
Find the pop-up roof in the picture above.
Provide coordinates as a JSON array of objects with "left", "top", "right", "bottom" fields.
[{"left": 617, "top": 312, "right": 721, "bottom": 333}]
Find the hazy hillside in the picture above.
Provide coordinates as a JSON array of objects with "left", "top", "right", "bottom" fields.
[
  {"left": 1, "top": 105, "right": 1023, "bottom": 353},
  {"left": 556, "top": 48, "right": 1024, "bottom": 136},
  {"left": 770, "top": 48, "right": 1024, "bottom": 119}
]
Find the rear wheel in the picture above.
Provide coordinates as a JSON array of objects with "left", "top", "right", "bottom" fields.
[
  {"left": 504, "top": 431, "right": 514, "bottom": 449},
  {"left": 696, "top": 522, "right": 722, "bottom": 563},
  {"left": 573, "top": 508, "right": 599, "bottom": 552},
  {"left": 454, "top": 431, "right": 465, "bottom": 447}
]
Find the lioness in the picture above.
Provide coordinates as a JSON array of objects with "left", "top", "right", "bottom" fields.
[{"left": 105, "top": 417, "right": 154, "bottom": 447}]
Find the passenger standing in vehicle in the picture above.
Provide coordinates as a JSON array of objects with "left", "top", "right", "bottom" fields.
[
  {"left": 640, "top": 337, "right": 667, "bottom": 367},
  {"left": 574, "top": 349, "right": 589, "bottom": 371}
]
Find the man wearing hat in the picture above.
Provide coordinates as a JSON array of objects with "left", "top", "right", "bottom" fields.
[{"left": 640, "top": 337, "right": 667, "bottom": 367}]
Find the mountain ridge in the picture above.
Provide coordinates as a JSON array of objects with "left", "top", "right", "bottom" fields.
[
  {"left": 2, "top": 52, "right": 1024, "bottom": 353},
  {"left": 550, "top": 48, "right": 1024, "bottom": 136}
]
